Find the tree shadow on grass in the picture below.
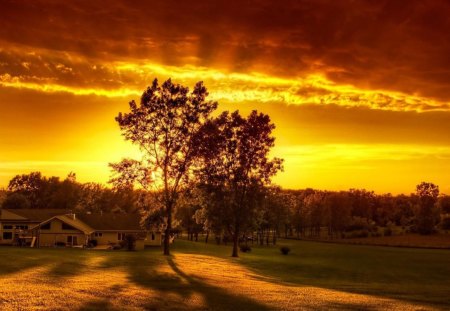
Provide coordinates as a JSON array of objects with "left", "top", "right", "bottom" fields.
[
  {"left": 46, "top": 255, "right": 89, "bottom": 278},
  {"left": 0, "top": 247, "right": 89, "bottom": 278},
  {"left": 173, "top": 240, "right": 450, "bottom": 309},
  {"left": 0, "top": 247, "right": 49, "bottom": 276},
  {"left": 77, "top": 299, "right": 119, "bottom": 311},
  {"left": 119, "top": 254, "right": 271, "bottom": 310}
]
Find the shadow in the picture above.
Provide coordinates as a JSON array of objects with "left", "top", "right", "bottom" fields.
[
  {"left": 0, "top": 247, "right": 49, "bottom": 276},
  {"left": 77, "top": 299, "right": 119, "bottom": 311},
  {"left": 320, "top": 301, "right": 378, "bottom": 311},
  {"left": 164, "top": 257, "right": 271, "bottom": 311},
  {"left": 0, "top": 246, "right": 81, "bottom": 277},
  {"left": 46, "top": 254, "right": 89, "bottom": 278},
  {"left": 100, "top": 250, "right": 272, "bottom": 310},
  {"left": 172, "top": 239, "right": 450, "bottom": 309}
]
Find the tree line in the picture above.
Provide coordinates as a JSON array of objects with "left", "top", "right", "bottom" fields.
[
  {"left": 2, "top": 174, "right": 449, "bottom": 244},
  {"left": 0, "top": 171, "right": 138, "bottom": 214},
  {"left": 176, "top": 182, "right": 450, "bottom": 246}
]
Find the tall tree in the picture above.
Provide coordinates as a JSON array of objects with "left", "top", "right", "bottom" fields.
[
  {"left": 197, "top": 110, "right": 283, "bottom": 257},
  {"left": 415, "top": 182, "right": 439, "bottom": 235},
  {"left": 111, "top": 78, "right": 217, "bottom": 255}
]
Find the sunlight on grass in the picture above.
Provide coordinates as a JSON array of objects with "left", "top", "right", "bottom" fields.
[{"left": 0, "top": 242, "right": 444, "bottom": 310}]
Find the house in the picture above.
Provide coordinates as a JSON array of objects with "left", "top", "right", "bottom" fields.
[
  {"left": 0, "top": 209, "right": 162, "bottom": 250},
  {"left": 0, "top": 209, "right": 71, "bottom": 246}
]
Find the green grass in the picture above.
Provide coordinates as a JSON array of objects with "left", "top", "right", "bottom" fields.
[
  {"left": 175, "top": 239, "right": 450, "bottom": 305},
  {"left": 0, "top": 239, "right": 449, "bottom": 310}
]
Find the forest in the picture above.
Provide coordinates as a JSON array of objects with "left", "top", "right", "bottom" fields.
[{"left": 2, "top": 171, "right": 449, "bottom": 244}]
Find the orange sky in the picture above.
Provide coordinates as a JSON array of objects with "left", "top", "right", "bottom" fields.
[{"left": 1, "top": 0, "right": 450, "bottom": 194}]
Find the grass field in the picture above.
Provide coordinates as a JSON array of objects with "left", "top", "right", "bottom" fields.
[
  {"left": 325, "top": 233, "right": 450, "bottom": 249},
  {"left": 0, "top": 239, "right": 449, "bottom": 310}
]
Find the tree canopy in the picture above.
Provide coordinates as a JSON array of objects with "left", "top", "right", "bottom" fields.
[{"left": 111, "top": 78, "right": 218, "bottom": 255}]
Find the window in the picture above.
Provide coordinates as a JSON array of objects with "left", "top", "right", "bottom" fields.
[
  {"left": 3, "top": 225, "right": 13, "bottom": 230},
  {"left": 2, "top": 232, "right": 13, "bottom": 240},
  {"left": 40, "top": 223, "right": 51, "bottom": 230},
  {"left": 67, "top": 236, "right": 78, "bottom": 245},
  {"left": 94, "top": 232, "right": 103, "bottom": 237},
  {"left": 118, "top": 233, "right": 126, "bottom": 241},
  {"left": 15, "top": 225, "right": 28, "bottom": 230},
  {"left": 62, "top": 223, "right": 77, "bottom": 230},
  {"left": 151, "top": 233, "right": 155, "bottom": 240}
]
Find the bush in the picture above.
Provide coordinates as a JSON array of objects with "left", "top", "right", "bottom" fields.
[
  {"left": 239, "top": 244, "right": 251, "bottom": 253},
  {"left": 55, "top": 242, "right": 66, "bottom": 247},
  {"left": 89, "top": 239, "right": 98, "bottom": 247},
  {"left": 345, "top": 230, "right": 369, "bottom": 239},
  {"left": 345, "top": 217, "right": 370, "bottom": 232},
  {"left": 112, "top": 244, "right": 122, "bottom": 250},
  {"left": 120, "top": 234, "right": 137, "bottom": 251},
  {"left": 280, "top": 246, "right": 291, "bottom": 255},
  {"left": 440, "top": 217, "right": 450, "bottom": 230},
  {"left": 383, "top": 227, "right": 393, "bottom": 236},
  {"left": 371, "top": 231, "right": 382, "bottom": 237}
]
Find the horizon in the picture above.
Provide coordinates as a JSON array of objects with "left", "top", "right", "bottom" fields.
[{"left": 1, "top": 1, "right": 450, "bottom": 195}]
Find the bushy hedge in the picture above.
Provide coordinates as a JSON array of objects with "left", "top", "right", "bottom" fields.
[
  {"left": 239, "top": 244, "right": 251, "bottom": 253},
  {"left": 280, "top": 246, "right": 291, "bottom": 255}
]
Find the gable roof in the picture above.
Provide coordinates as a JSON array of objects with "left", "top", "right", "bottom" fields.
[
  {"left": 2, "top": 209, "right": 145, "bottom": 232},
  {"left": 77, "top": 213, "right": 144, "bottom": 231},
  {"left": 30, "top": 215, "right": 95, "bottom": 234},
  {"left": 1, "top": 209, "right": 72, "bottom": 222}
]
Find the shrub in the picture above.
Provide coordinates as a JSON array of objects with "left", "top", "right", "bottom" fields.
[
  {"left": 345, "top": 217, "right": 370, "bottom": 232},
  {"left": 383, "top": 227, "right": 393, "bottom": 236},
  {"left": 371, "top": 231, "right": 382, "bottom": 237},
  {"left": 55, "top": 242, "right": 66, "bottom": 247},
  {"left": 120, "top": 234, "right": 137, "bottom": 251},
  {"left": 239, "top": 244, "right": 251, "bottom": 253},
  {"left": 440, "top": 217, "right": 450, "bottom": 230},
  {"left": 89, "top": 239, "right": 98, "bottom": 247},
  {"left": 280, "top": 246, "right": 291, "bottom": 255},
  {"left": 346, "top": 230, "right": 369, "bottom": 238},
  {"left": 112, "top": 244, "right": 122, "bottom": 250}
]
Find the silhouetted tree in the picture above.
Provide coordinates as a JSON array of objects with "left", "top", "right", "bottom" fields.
[
  {"left": 416, "top": 182, "right": 439, "bottom": 235},
  {"left": 197, "top": 110, "right": 283, "bottom": 257},
  {"left": 1, "top": 192, "right": 31, "bottom": 209},
  {"left": 111, "top": 78, "right": 218, "bottom": 255},
  {"left": 439, "top": 196, "right": 450, "bottom": 214}
]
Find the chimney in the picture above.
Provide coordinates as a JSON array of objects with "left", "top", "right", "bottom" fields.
[{"left": 66, "top": 212, "right": 76, "bottom": 220}]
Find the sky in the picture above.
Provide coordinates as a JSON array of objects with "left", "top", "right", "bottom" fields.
[{"left": 0, "top": 0, "right": 450, "bottom": 194}]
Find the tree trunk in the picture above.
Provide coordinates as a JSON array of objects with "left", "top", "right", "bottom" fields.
[
  {"left": 232, "top": 232, "right": 239, "bottom": 257},
  {"left": 205, "top": 231, "right": 209, "bottom": 244},
  {"left": 163, "top": 202, "right": 172, "bottom": 256}
]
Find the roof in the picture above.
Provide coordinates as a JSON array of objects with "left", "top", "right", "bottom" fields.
[
  {"left": 1, "top": 209, "right": 145, "bottom": 232},
  {"left": 77, "top": 213, "right": 144, "bottom": 231},
  {"left": 0, "top": 209, "right": 72, "bottom": 222},
  {"left": 31, "top": 215, "right": 95, "bottom": 234}
]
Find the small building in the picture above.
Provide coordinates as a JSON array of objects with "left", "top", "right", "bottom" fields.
[{"left": 0, "top": 209, "right": 161, "bottom": 249}]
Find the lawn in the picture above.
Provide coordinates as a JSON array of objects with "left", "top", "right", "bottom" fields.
[{"left": 0, "top": 239, "right": 449, "bottom": 310}]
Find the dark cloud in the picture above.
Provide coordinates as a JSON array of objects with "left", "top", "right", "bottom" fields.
[{"left": 0, "top": 0, "right": 449, "bottom": 101}]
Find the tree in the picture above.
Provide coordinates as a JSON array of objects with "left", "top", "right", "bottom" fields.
[
  {"left": 197, "top": 110, "right": 283, "bottom": 257},
  {"left": 111, "top": 78, "right": 218, "bottom": 255},
  {"left": 1, "top": 192, "right": 31, "bottom": 209},
  {"left": 438, "top": 196, "right": 450, "bottom": 214},
  {"left": 415, "top": 182, "right": 439, "bottom": 235},
  {"left": 7, "top": 172, "right": 43, "bottom": 208}
]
